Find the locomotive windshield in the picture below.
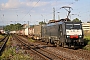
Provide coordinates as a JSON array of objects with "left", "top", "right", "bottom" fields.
[{"left": 66, "top": 24, "right": 81, "bottom": 29}]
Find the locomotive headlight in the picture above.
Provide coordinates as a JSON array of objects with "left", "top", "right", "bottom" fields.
[
  {"left": 79, "top": 35, "right": 82, "bottom": 38},
  {"left": 67, "top": 35, "right": 70, "bottom": 38}
]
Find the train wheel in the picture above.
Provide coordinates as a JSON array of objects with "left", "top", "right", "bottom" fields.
[
  {"left": 59, "top": 42, "right": 62, "bottom": 47},
  {"left": 68, "top": 43, "right": 71, "bottom": 48},
  {"left": 73, "top": 43, "right": 77, "bottom": 49},
  {"left": 50, "top": 39, "right": 51, "bottom": 43},
  {"left": 50, "top": 39, "right": 54, "bottom": 44},
  {"left": 62, "top": 42, "right": 65, "bottom": 47},
  {"left": 73, "top": 45, "right": 77, "bottom": 50},
  {"left": 81, "top": 42, "right": 85, "bottom": 46},
  {"left": 56, "top": 41, "right": 60, "bottom": 47},
  {"left": 46, "top": 39, "right": 49, "bottom": 45}
]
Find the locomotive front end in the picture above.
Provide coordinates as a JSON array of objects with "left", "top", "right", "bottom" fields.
[{"left": 65, "top": 22, "right": 84, "bottom": 46}]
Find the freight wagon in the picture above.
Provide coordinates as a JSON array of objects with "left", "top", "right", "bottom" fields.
[{"left": 33, "top": 25, "right": 42, "bottom": 40}]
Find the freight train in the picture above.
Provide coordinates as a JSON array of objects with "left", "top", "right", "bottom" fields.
[
  {"left": 33, "top": 19, "right": 84, "bottom": 48},
  {"left": 16, "top": 19, "right": 84, "bottom": 48}
]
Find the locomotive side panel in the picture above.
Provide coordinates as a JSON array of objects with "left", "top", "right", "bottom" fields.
[
  {"left": 49, "top": 25, "right": 59, "bottom": 36},
  {"left": 45, "top": 24, "right": 60, "bottom": 40},
  {"left": 41, "top": 22, "right": 65, "bottom": 46}
]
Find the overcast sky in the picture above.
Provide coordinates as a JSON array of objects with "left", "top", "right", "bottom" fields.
[{"left": 0, "top": 0, "right": 90, "bottom": 25}]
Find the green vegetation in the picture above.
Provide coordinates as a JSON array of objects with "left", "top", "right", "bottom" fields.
[
  {"left": 0, "top": 47, "right": 32, "bottom": 60},
  {"left": 0, "top": 42, "right": 4, "bottom": 46},
  {"left": 0, "top": 35, "right": 4, "bottom": 39},
  {"left": 39, "top": 21, "right": 46, "bottom": 25},
  {"left": 4, "top": 23, "right": 22, "bottom": 31},
  {"left": 0, "top": 36, "right": 33, "bottom": 60},
  {"left": 28, "top": 38, "right": 35, "bottom": 42},
  {"left": 72, "top": 18, "right": 81, "bottom": 22},
  {"left": 83, "top": 35, "right": 90, "bottom": 51},
  {"left": 84, "top": 36, "right": 90, "bottom": 40}
]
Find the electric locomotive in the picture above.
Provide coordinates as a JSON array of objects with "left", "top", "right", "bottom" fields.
[
  {"left": 64, "top": 22, "right": 84, "bottom": 47},
  {"left": 41, "top": 20, "right": 84, "bottom": 48}
]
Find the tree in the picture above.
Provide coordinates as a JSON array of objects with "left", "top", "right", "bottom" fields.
[
  {"left": 72, "top": 18, "right": 81, "bottom": 22},
  {"left": 39, "top": 21, "right": 46, "bottom": 25},
  {"left": 4, "top": 23, "right": 22, "bottom": 31},
  {"left": 87, "top": 21, "right": 90, "bottom": 23}
]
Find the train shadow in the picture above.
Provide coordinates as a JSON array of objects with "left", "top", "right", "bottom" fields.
[
  {"left": 33, "top": 44, "right": 57, "bottom": 50},
  {"left": 33, "top": 42, "right": 90, "bottom": 50}
]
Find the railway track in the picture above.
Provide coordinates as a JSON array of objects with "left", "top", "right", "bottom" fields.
[
  {"left": 12, "top": 34, "right": 68, "bottom": 60},
  {"left": 34, "top": 47, "right": 70, "bottom": 60},
  {"left": 0, "top": 35, "right": 7, "bottom": 42},
  {"left": 0, "top": 35, "right": 9, "bottom": 55},
  {"left": 21, "top": 35, "right": 90, "bottom": 60},
  {"left": 50, "top": 47, "right": 90, "bottom": 60},
  {"left": 68, "top": 49, "right": 90, "bottom": 60},
  {"left": 12, "top": 35, "right": 50, "bottom": 60}
]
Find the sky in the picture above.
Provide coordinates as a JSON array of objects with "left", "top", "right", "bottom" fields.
[{"left": 0, "top": 0, "right": 90, "bottom": 25}]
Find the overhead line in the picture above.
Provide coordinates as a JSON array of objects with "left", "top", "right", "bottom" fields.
[{"left": 21, "top": 0, "right": 41, "bottom": 20}]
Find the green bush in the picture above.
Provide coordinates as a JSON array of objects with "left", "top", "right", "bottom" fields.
[{"left": 83, "top": 36, "right": 90, "bottom": 51}]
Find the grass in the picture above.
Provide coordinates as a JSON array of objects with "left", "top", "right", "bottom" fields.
[
  {"left": 0, "top": 35, "right": 4, "bottom": 39},
  {"left": 28, "top": 38, "right": 35, "bottom": 42},
  {"left": 0, "top": 35, "right": 33, "bottom": 60},
  {"left": 0, "top": 36, "right": 15, "bottom": 60},
  {"left": 0, "top": 47, "right": 32, "bottom": 60}
]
